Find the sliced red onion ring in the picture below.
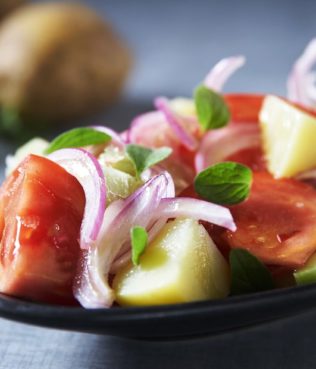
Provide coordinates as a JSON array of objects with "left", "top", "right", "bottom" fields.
[
  {"left": 93, "top": 125, "right": 125, "bottom": 149},
  {"left": 154, "top": 96, "right": 198, "bottom": 151},
  {"left": 74, "top": 173, "right": 173, "bottom": 308},
  {"left": 109, "top": 172, "right": 175, "bottom": 275},
  {"left": 48, "top": 148, "right": 106, "bottom": 250},
  {"left": 287, "top": 38, "right": 316, "bottom": 108},
  {"left": 120, "top": 130, "right": 129, "bottom": 143},
  {"left": 157, "top": 197, "right": 236, "bottom": 231},
  {"left": 195, "top": 123, "right": 260, "bottom": 172},
  {"left": 204, "top": 56, "right": 246, "bottom": 92},
  {"left": 128, "top": 110, "right": 176, "bottom": 147}
]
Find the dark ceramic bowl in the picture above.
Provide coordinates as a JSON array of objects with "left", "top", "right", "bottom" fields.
[{"left": 1, "top": 284, "right": 316, "bottom": 339}]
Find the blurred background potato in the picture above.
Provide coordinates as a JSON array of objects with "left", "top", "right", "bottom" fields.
[
  {"left": 0, "top": 2, "right": 131, "bottom": 134},
  {"left": 0, "top": 0, "right": 25, "bottom": 20}
]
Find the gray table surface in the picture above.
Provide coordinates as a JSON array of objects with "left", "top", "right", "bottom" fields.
[{"left": 1, "top": 0, "right": 316, "bottom": 368}]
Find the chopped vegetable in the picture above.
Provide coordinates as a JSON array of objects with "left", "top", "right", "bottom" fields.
[
  {"left": 204, "top": 55, "right": 246, "bottom": 92},
  {"left": 48, "top": 148, "right": 106, "bottom": 249},
  {"left": 0, "top": 155, "right": 85, "bottom": 304},
  {"left": 260, "top": 95, "right": 316, "bottom": 178},
  {"left": 209, "top": 172, "right": 316, "bottom": 268},
  {"left": 113, "top": 218, "right": 230, "bottom": 306},
  {"left": 5, "top": 137, "right": 49, "bottom": 176}
]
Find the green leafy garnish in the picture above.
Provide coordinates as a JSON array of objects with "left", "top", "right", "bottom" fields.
[
  {"left": 194, "top": 162, "right": 252, "bottom": 205},
  {"left": 194, "top": 85, "right": 230, "bottom": 130},
  {"left": 131, "top": 226, "right": 148, "bottom": 266},
  {"left": 45, "top": 127, "right": 111, "bottom": 154},
  {"left": 126, "top": 144, "right": 172, "bottom": 178},
  {"left": 229, "top": 249, "right": 275, "bottom": 295}
]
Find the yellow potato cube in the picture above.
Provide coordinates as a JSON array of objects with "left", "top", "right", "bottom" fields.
[
  {"left": 170, "top": 97, "right": 196, "bottom": 117},
  {"left": 260, "top": 95, "right": 316, "bottom": 178},
  {"left": 113, "top": 218, "right": 230, "bottom": 306}
]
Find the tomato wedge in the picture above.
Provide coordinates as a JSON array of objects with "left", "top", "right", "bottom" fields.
[
  {"left": 210, "top": 172, "right": 316, "bottom": 268},
  {"left": 182, "top": 172, "right": 316, "bottom": 268},
  {"left": 225, "top": 146, "right": 266, "bottom": 171},
  {"left": 224, "top": 94, "right": 264, "bottom": 123},
  {"left": 0, "top": 155, "right": 85, "bottom": 304}
]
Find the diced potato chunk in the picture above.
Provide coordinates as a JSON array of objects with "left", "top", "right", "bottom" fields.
[
  {"left": 170, "top": 97, "right": 196, "bottom": 117},
  {"left": 113, "top": 218, "right": 230, "bottom": 306},
  {"left": 260, "top": 95, "right": 316, "bottom": 178},
  {"left": 104, "top": 166, "right": 141, "bottom": 205},
  {"left": 98, "top": 146, "right": 141, "bottom": 205}
]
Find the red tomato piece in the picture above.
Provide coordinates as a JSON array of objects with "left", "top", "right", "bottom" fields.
[
  {"left": 210, "top": 172, "right": 316, "bottom": 268},
  {"left": 182, "top": 172, "right": 316, "bottom": 268},
  {"left": 0, "top": 155, "right": 85, "bottom": 305},
  {"left": 225, "top": 146, "right": 266, "bottom": 171},
  {"left": 224, "top": 94, "right": 264, "bottom": 123}
]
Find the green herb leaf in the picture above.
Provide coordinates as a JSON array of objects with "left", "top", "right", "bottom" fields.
[
  {"left": 45, "top": 127, "right": 111, "bottom": 154},
  {"left": 194, "top": 162, "right": 252, "bottom": 205},
  {"left": 126, "top": 144, "right": 172, "bottom": 177},
  {"left": 229, "top": 249, "right": 275, "bottom": 295},
  {"left": 131, "top": 226, "right": 148, "bottom": 266},
  {"left": 194, "top": 85, "right": 230, "bottom": 130}
]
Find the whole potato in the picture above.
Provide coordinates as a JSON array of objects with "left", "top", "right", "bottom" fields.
[
  {"left": 0, "top": 0, "right": 25, "bottom": 20},
  {"left": 0, "top": 3, "right": 131, "bottom": 129}
]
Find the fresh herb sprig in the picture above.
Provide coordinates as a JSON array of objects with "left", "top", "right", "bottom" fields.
[
  {"left": 194, "top": 85, "right": 230, "bottom": 130},
  {"left": 194, "top": 162, "right": 252, "bottom": 205},
  {"left": 229, "top": 249, "right": 275, "bottom": 295},
  {"left": 45, "top": 127, "right": 111, "bottom": 154},
  {"left": 131, "top": 226, "right": 148, "bottom": 266},
  {"left": 126, "top": 144, "right": 172, "bottom": 178}
]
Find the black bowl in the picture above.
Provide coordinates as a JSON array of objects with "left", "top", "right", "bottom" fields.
[{"left": 1, "top": 284, "right": 316, "bottom": 339}]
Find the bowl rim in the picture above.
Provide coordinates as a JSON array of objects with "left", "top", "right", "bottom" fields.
[{"left": 1, "top": 282, "right": 316, "bottom": 322}]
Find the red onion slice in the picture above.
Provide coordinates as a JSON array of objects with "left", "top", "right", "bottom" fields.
[
  {"left": 204, "top": 56, "right": 246, "bottom": 92},
  {"left": 287, "top": 38, "right": 316, "bottom": 108},
  {"left": 120, "top": 130, "right": 129, "bottom": 143},
  {"left": 128, "top": 110, "right": 196, "bottom": 194},
  {"left": 154, "top": 96, "right": 198, "bottom": 151},
  {"left": 157, "top": 197, "right": 236, "bottom": 231},
  {"left": 48, "top": 148, "right": 106, "bottom": 250},
  {"left": 128, "top": 111, "right": 177, "bottom": 147},
  {"left": 195, "top": 123, "right": 260, "bottom": 172},
  {"left": 74, "top": 173, "right": 173, "bottom": 308}
]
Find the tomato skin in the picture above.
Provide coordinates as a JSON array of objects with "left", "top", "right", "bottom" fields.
[
  {"left": 0, "top": 155, "right": 85, "bottom": 305},
  {"left": 225, "top": 146, "right": 266, "bottom": 172},
  {"left": 213, "top": 172, "right": 316, "bottom": 268},
  {"left": 224, "top": 94, "right": 265, "bottom": 123},
  {"left": 181, "top": 172, "right": 316, "bottom": 268},
  {"left": 224, "top": 93, "right": 316, "bottom": 125}
]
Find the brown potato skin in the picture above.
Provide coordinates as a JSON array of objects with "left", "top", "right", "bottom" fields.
[
  {"left": 0, "top": 0, "right": 25, "bottom": 20},
  {"left": 0, "top": 3, "right": 131, "bottom": 127}
]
